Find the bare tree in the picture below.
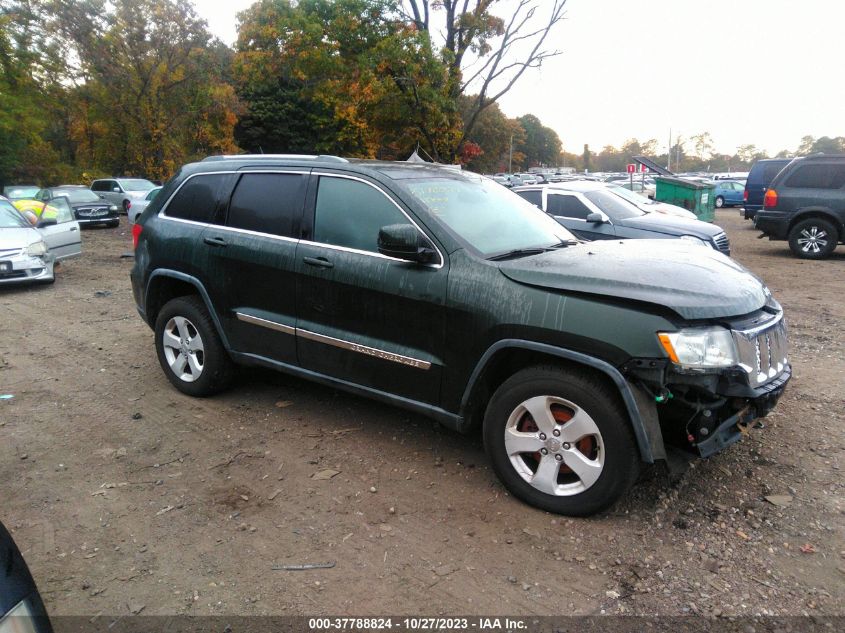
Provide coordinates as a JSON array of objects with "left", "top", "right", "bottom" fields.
[{"left": 401, "top": 0, "right": 567, "bottom": 159}]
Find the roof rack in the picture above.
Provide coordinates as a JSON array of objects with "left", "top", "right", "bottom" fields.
[{"left": 201, "top": 154, "right": 349, "bottom": 163}]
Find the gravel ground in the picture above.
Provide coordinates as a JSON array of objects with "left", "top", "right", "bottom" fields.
[{"left": 0, "top": 208, "right": 842, "bottom": 619}]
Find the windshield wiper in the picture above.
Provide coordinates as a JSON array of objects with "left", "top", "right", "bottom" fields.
[{"left": 487, "top": 247, "right": 554, "bottom": 261}]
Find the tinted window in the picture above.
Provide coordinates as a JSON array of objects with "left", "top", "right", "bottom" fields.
[
  {"left": 547, "top": 194, "right": 592, "bottom": 219},
  {"left": 784, "top": 163, "right": 845, "bottom": 189},
  {"left": 165, "top": 174, "right": 227, "bottom": 223},
  {"left": 91, "top": 181, "right": 107, "bottom": 192},
  {"left": 227, "top": 173, "right": 306, "bottom": 238},
  {"left": 313, "top": 177, "right": 407, "bottom": 253},
  {"left": 760, "top": 161, "right": 789, "bottom": 183},
  {"left": 516, "top": 189, "right": 543, "bottom": 208}
]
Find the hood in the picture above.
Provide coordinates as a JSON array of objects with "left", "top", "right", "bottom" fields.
[
  {"left": 498, "top": 239, "right": 767, "bottom": 320},
  {"left": 0, "top": 227, "right": 40, "bottom": 250},
  {"left": 620, "top": 213, "right": 722, "bottom": 237},
  {"left": 641, "top": 201, "right": 697, "bottom": 220}
]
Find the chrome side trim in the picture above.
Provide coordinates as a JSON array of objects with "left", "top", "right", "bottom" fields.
[
  {"left": 235, "top": 312, "right": 295, "bottom": 335},
  {"left": 233, "top": 313, "right": 432, "bottom": 370},
  {"left": 297, "top": 328, "right": 432, "bottom": 370}
]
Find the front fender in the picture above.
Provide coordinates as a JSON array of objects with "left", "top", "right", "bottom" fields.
[{"left": 459, "top": 339, "right": 665, "bottom": 464}]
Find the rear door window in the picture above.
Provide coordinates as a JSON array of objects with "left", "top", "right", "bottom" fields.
[
  {"left": 547, "top": 194, "right": 591, "bottom": 219},
  {"left": 165, "top": 174, "right": 230, "bottom": 224},
  {"left": 226, "top": 173, "right": 307, "bottom": 238},
  {"left": 784, "top": 164, "right": 845, "bottom": 189},
  {"left": 313, "top": 176, "right": 407, "bottom": 253}
]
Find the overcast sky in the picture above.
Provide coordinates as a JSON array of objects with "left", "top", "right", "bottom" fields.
[{"left": 193, "top": 0, "right": 844, "bottom": 156}]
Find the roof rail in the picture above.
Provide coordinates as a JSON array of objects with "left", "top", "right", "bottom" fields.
[{"left": 201, "top": 154, "right": 349, "bottom": 163}]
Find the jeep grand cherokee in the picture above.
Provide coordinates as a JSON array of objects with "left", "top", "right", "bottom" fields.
[{"left": 130, "top": 155, "right": 790, "bottom": 516}]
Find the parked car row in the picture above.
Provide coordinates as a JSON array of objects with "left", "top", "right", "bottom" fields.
[
  {"left": 512, "top": 181, "right": 730, "bottom": 254},
  {"left": 130, "top": 154, "right": 789, "bottom": 517},
  {"left": 753, "top": 154, "right": 845, "bottom": 259}
]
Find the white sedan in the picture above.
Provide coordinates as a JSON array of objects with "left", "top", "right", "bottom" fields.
[{"left": 128, "top": 186, "right": 162, "bottom": 224}]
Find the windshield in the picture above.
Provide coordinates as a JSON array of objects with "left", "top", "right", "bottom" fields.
[
  {"left": 53, "top": 188, "right": 101, "bottom": 203},
  {"left": 0, "top": 202, "right": 30, "bottom": 228},
  {"left": 606, "top": 184, "right": 651, "bottom": 207},
  {"left": 118, "top": 179, "right": 155, "bottom": 191},
  {"left": 146, "top": 187, "right": 162, "bottom": 201},
  {"left": 4, "top": 186, "right": 40, "bottom": 200},
  {"left": 583, "top": 189, "right": 644, "bottom": 220},
  {"left": 404, "top": 175, "right": 576, "bottom": 257}
]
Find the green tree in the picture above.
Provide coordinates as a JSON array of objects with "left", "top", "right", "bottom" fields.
[
  {"left": 516, "top": 114, "right": 561, "bottom": 167},
  {"left": 459, "top": 97, "right": 523, "bottom": 173},
  {"left": 49, "top": 0, "right": 240, "bottom": 180},
  {"left": 234, "top": 0, "right": 457, "bottom": 160}
]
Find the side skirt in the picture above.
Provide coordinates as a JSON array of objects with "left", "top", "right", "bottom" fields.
[{"left": 229, "top": 350, "right": 463, "bottom": 431}]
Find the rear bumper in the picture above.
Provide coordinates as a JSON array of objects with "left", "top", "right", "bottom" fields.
[{"left": 754, "top": 211, "right": 790, "bottom": 239}]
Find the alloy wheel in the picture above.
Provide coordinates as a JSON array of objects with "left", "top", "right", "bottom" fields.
[
  {"left": 504, "top": 395, "right": 605, "bottom": 496},
  {"left": 162, "top": 316, "right": 205, "bottom": 382},
  {"left": 797, "top": 225, "right": 829, "bottom": 254}
]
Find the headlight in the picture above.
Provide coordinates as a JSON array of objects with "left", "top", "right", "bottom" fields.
[
  {"left": 657, "top": 327, "right": 737, "bottom": 368},
  {"left": 679, "top": 235, "right": 707, "bottom": 247},
  {"left": 25, "top": 241, "right": 48, "bottom": 257},
  {"left": 109, "top": 205, "right": 118, "bottom": 211},
  {"left": 0, "top": 599, "right": 38, "bottom": 633}
]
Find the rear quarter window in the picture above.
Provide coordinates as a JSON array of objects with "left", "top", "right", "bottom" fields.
[
  {"left": 164, "top": 174, "right": 229, "bottom": 223},
  {"left": 783, "top": 163, "right": 845, "bottom": 189},
  {"left": 516, "top": 189, "right": 543, "bottom": 208}
]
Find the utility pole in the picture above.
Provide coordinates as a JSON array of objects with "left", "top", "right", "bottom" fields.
[
  {"left": 508, "top": 134, "right": 513, "bottom": 173},
  {"left": 668, "top": 128, "right": 672, "bottom": 172}
]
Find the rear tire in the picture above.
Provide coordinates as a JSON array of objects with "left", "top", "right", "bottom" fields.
[
  {"left": 154, "top": 296, "right": 235, "bottom": 396},
  {"left": 788, "top": 218, "right": 838, "bottom": 259},
  {"left": 483, "top": 366, "right": 640, "bottom": 516},
  {"left": 715, "top": 196, "right": 724, "bottom": 208}
]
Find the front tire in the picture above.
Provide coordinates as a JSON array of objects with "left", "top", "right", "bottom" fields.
[
  {"left": 788, "top": 218, "right": 838, "bottom": 259},
  {"left": 154, "top": 296, "right": 234, "bottom": 396},
  {"left": 715, "top": 196, "right": 725, "bottom": 208},
  {"left": 483, "top": 366, "right": 640, "bottom": 516}
]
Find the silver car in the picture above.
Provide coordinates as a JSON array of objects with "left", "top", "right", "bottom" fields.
[
  {"left": 0, "top": 200, "right": 63, "bottom": 285},
  {"left": 128, "top": 186, "right": 162, "bottom": 224},
  {"left": 91, "top": 177, "right": 157, "bottom": 213}
]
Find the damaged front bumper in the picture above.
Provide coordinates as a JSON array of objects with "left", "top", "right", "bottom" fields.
[{"left": 695, "top": 365, "right": 791, "bottom": 457}]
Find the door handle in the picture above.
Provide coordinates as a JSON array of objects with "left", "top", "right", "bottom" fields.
[
  {"left": 203, "top": 236, "right": 227, "bottom": 247},
  {"left": 303, "top": 256, "right": 334, "bottom": 269},
  {"left": 70, "top": 227, "right": 78, "bottom": 232}
]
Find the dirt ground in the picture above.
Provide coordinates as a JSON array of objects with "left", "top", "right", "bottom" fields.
[{"left": 0, "top": 209, "right": 843, "bottom": 619}]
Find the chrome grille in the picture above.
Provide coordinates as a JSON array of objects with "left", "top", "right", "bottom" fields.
[
  {"left": 713, "top": 232, "right": 731, "bottom": 255},
  {"left": 733, "top": 316, "right": 788, "bottom": 387}
]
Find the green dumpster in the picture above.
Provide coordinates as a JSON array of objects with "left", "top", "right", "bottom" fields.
[{"left": 654, "top": 176, "right": 716, "bottom": 222}]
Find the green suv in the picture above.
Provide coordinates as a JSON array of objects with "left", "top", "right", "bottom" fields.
[{"left": 130, "top": 155, "right": 791, "bottom": 516}]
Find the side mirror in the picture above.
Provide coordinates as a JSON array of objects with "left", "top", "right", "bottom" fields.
[
  {"left": 112, "top": 187, "right": 120, "bottom": 193},
  {"left": 36, "top": 218, "right": 57, "bottom": 228},
  {"left": 586, "top": 212, "right": 607, "bottom": 223},
  {"left": 378, "top": 224, "right": 436, "bottom": 264}
]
